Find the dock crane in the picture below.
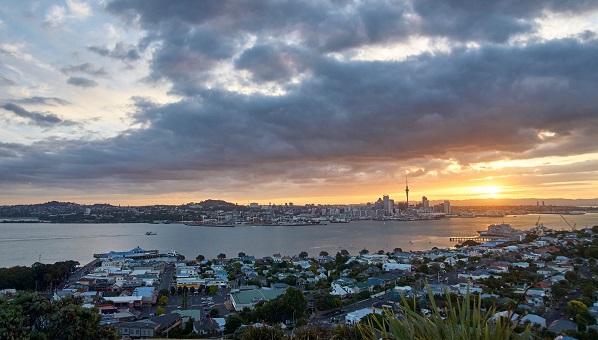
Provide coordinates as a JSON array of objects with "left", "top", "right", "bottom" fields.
[
  {"left": 560, "top": 215, "right": 576, "bottom": 231},
  {"left": 535, "top": 215, "right": 541, "bottom": 227}
]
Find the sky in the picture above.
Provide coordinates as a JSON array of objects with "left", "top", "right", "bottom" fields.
[{"left": 1, "top": 1, "right": 598, "bottom": 206}]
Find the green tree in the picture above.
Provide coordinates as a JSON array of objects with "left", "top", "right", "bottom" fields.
[
  {"left": 209, "top": 285, "right": 219, "bottom": 294},
  {"left": 238, "top": 252, "right": 246, "bottom": 258},
  {"left": 319, "top": 250, "right": 329, "bottom": 256},
  {"left": 284, "top": 275, "right": 298, "bottom": 286},
  {"left": 0, "top": 292, "right": 119, "bottom": 340},
  {"left": 233, "top": 324, "right": 284, "bottom": 340},
  {"left": 567, "top": 300, "right": 596, "bottom": 330},
  {"left": 183, "top": 317, "right": 195, "bottom": 335},
  {"left": 299, "top": 251, "right": 308, "bottom": 259},
  {"left": 196, "top": 254, "right": 205, "bottom": 262},
  {"left": 281, "top": 287, "right": 307, "bottom": 320},
  {"left": 217, "top": 253, "right": 226, "bottom": 260},
  {"left": 156, "top": 306, "right": 166, "bottom": 316},
  {"left": 209, "top": 307, "right": 221, "bottom": 318},
  {"left": 360, "top": 248, "right": 369, "bottom": 255},
  {"left": 158, "top": 295, "right": 168, "bottom": 305},
  {"left": 224, "top": 315, "right": 244, "bottom": 334},
  {"left": 314, "top": 292, "right": 342, "bottom": 311}
]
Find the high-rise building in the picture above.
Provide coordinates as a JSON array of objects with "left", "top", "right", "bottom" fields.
[
  {"left": 405, "top": 177, "right": 409, "bottom": 207},
  {"left": 422, "top": 196, "right": 429, "bottom": 209},
  {"left": 443, "top": 200, "right": 451, "bottom": 214}
]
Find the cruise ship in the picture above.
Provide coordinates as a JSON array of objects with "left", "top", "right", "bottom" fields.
[{"left": 477, "top": 223, "right": 526, "bottom": 238}]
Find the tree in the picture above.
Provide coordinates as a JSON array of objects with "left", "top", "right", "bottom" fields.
[
  {"left": 196, "top": 254, "right": 205, "bottom": 262},
  {"left": 360, "top": 248, "right": 369, "bottom": 255},
  {"left": 209, "top": 285, "right": 219, "bottom": 294},
  {"left": 238, "top": 252, "right": 246, "bottom": 258},
  {"left": 314, "top": 292, "right": 342, "bottom": 311},
  {"left": 377, "top": 249, "right": 385, "bottom": 255},
  {"left": 281, "top": 287, "right": 308, "bottom": 319},
  {"left": 299, "top": 251, "right": 308, "bottom": 259},
  {"left": 233, "top": 324, "right": 284, "bottom": 339},
  {"left": 183, "top": 317, "right": 195, "bottom": 335},
  {"left": 284, "top": 275, "right": 297, "bottom": 286},
  {"left": 224, "top": 315, "right": 244, "bottom": 334},
  {"left": 0, "top": 292, "right": 119, "bottom": 340},
  {"left": 158, "top": 295, "right": 168, "bottom": 305},
  {"left": 209, "top": 307, "right": 221, "bottom": 318},
  {"left": 567, "top": 300, "right": 596, "bottom": 330},
  {"left": 217, "top": 253, "right": 226, "bottom": 260},
  {"left": 156, "top": 306, "right": 166, "bottom": 316},
  {"left": 461, "top": 240, "right": 481, "bottom": 247},
  {"left": 393, "top": 247, "right": 403, "bottom": 253},
  {"left": 319, "top": 250, "right": 329, "bottom": 257}
]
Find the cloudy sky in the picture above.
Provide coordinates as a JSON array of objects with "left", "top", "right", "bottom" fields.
[{"left": 1, "top": 1, "right": 598, "bottom": 206}]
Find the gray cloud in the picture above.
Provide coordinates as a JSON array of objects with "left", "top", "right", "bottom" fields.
[
  {"left": 14, "top": 96, "right": 71, "bottom": 106},
  {"left": 87, "top": 42, "right": 141, "bottom": 62},
  {"left": 67, "top": 76, "right": 98, "bottom": 88},
  {"left": 234, "top": 44, "right": 310, "bottom": 83},
  {"left": 0, "top": 74, "right": 16, "bottom": 86},
  {"left": 1, "top": 103, "right": 77, "bottom": 127},
  {"left": 1, "top": 1, "right": 598, "bottom": 199},
  {"left": 60, "top": 62, "right": 108, "bottom": 77}
]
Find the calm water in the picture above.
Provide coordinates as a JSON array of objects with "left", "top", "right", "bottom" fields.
[{"left": 1, "top": 213, "right": 597, "bottom": 267}]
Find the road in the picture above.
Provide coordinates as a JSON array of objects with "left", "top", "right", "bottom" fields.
[{"left": 309, "top": 291, "right": 395, "bottom": 327}]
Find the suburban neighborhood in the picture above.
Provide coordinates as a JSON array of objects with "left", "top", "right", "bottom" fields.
[{"left": 2, "top": 223, "right": 598, "bottom": 339}]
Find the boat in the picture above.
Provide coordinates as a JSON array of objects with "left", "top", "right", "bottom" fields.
[
  {"left": 477, "top": 223, "right": 525, "bottom": 238},
  {"left": 330, "top": 218, "right": 350, "bottom": 223},
  {"left": 145, "top": 231, "right": 157, "bottom": 235}
]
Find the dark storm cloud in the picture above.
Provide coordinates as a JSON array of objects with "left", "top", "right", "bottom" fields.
[
  {"left": 66, "top": 76, "right": 98, "bottom": 88},
  {"left": 412, "top": 0, "right": 598, "bottom": 42},
  {"left": 60, "top": 62, "right": 108, "bottom": 77},
  {"left": 141, "top": 24, "right": 238, "bottom": 92},
  {"left": 1, "top": 103, "right": 77, "bottom": 127},
  {"left": 1, "top": 1, "right": 598, "bottom": 194},
  {"left": 14, "top": 96, "right": 71, "bottom": 106},
  {"left": 87, "top": 42, "right": 141, "bottom": 62},
  {"left": 234, "top": 44, "right": 310, "bottom": 82}
]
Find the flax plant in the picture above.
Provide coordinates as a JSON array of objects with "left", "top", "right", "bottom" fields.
[{"left": 361, "top": 287, "right": 530, "bottom": 340}]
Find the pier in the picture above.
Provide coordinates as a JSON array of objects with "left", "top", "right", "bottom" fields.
[{"left": 449, "top": 236, "right": 495, "bottom": 243}]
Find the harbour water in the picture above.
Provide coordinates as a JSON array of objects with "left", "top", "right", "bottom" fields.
[{"left": 1, "top": 213, "right": 596, "bottom": 268}]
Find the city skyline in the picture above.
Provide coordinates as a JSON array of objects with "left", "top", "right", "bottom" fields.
[{"left": 1, "top": 1, "right": 598, "bottom": 206}]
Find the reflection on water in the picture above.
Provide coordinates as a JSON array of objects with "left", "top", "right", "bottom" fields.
[{"left": 0, "top": 213, "right": 596, "bottom": 267}]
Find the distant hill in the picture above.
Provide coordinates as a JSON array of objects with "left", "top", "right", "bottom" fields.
[{"left": 196, "top": 199, "right": 237, "bottom": 209}]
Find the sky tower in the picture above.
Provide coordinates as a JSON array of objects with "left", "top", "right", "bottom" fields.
[{"left": 405, "top": 176, "right": 409, "bottom": 207}]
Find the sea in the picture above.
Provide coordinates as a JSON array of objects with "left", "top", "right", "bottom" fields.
[{"left": 1, "top": 213, "right": 597, "bottom": 268}]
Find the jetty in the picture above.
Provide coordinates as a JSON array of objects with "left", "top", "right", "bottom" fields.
[{"left": 449, "top": 236, "right": 496, "bottom": 243}]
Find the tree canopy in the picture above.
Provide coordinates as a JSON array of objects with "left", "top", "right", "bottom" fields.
[{"left": 0, "top": 292, "right": 119, "bottom": 340}]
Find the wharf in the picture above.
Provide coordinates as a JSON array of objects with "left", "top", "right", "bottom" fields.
[{"left": 449, "top": 236, "right": 496, "bottom": 243}]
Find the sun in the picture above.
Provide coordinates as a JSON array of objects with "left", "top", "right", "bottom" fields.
[{"left": 472, "top": 185, "right": 502, "bottom": 199}]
